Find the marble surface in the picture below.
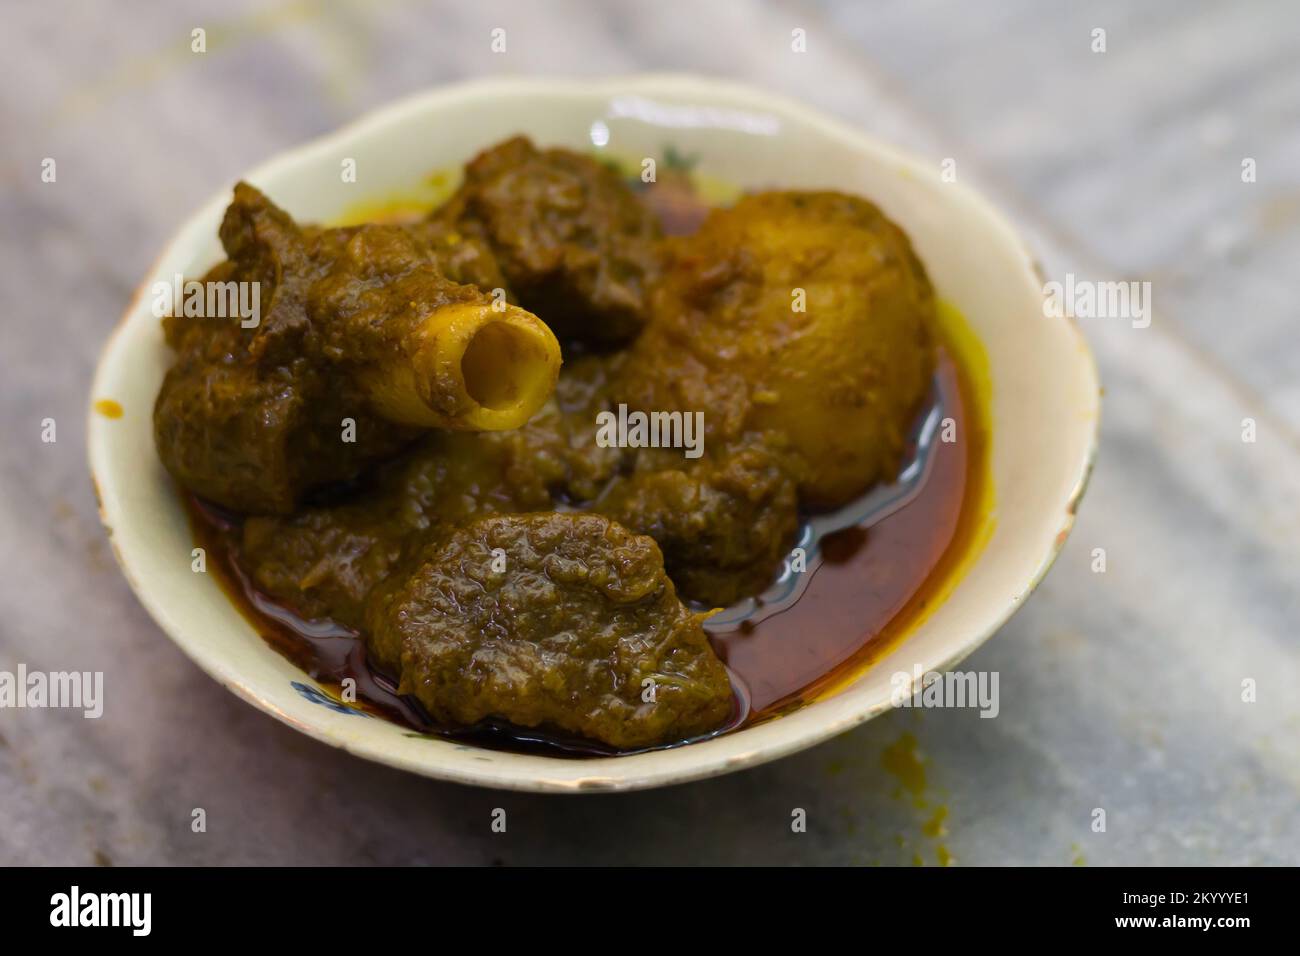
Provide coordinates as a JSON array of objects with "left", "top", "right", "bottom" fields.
[{"left": 1, "top": 0, "right": 1297, "bottom": 865}]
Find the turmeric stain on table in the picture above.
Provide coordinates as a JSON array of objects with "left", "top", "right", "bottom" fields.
[
  {"left": 881, "top": 732, "right": 926, "bottom": 800},
  {"left": 923, "top": 804, "right": 948, "bottom": 838},
  {"left": 881, "top": 731, "right": 955, "bottom": 865}
]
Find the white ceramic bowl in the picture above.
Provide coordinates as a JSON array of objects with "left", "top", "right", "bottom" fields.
[{"left": 88, "top": 75, "right": 1099, "bottom": 792}]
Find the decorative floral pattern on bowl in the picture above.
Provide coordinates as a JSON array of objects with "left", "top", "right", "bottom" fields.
[{"left": 291, "top": 681, "right": 372, "bottom": 718}]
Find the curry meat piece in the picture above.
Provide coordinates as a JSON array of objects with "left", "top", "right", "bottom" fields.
[
  {"left": 154, "top": 185, "right": 416, "bottom": 515},
  {"left": 303, "top": 221, "right": 563, "bottom": 432},
  {"left": 543, "top": 354, "right": 798, "bottom": 606},
  {"left": 618, "top": 190, "right": 937, "bottom": 509},
  {"left": 597, "top": 433, "right": 799, "bottom": 608},
  {"left": 154, "top": 183, "right": 557, "bottom": 514},
  {"left": 435, "top": 136, "right": 662, "bottom": 346},
  {"left": 365, "top": 512, "right": 734, "bottom": 749}
]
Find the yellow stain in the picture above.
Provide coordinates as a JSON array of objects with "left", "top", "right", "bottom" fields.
[
  {"left": 881, "top": 732, "right": 926, "bottom": 797},
  {"left": 922, "top": 804, "right": 948, "bottom": 839},
  {"left": 94, "top": 399, "right": 123, "bottom": 419},
  {"left": 880, "top": 732, "right": 960, "bottom": 865}
]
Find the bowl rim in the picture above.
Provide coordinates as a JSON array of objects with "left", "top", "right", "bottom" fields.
[{"left": 88, "top": 73, "right": 1100, "bottom": 792}]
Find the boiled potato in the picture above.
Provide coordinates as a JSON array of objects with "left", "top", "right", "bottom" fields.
[{"left": 619, "top": 191, "right": 936, "bottom": 508}]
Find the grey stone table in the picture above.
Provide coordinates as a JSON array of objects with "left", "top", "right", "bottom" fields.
[{"left": 2, "top": 0, "right": 1296, "bottom": 865}]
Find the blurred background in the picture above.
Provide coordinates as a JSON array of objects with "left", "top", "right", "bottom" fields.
[{"left": 2, "top": 0, "right": 1297, "bottom": 864}]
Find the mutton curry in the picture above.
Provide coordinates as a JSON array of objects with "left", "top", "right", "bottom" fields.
[{"left": 156, "top": 136, "right": 981, "bottom": 752}]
